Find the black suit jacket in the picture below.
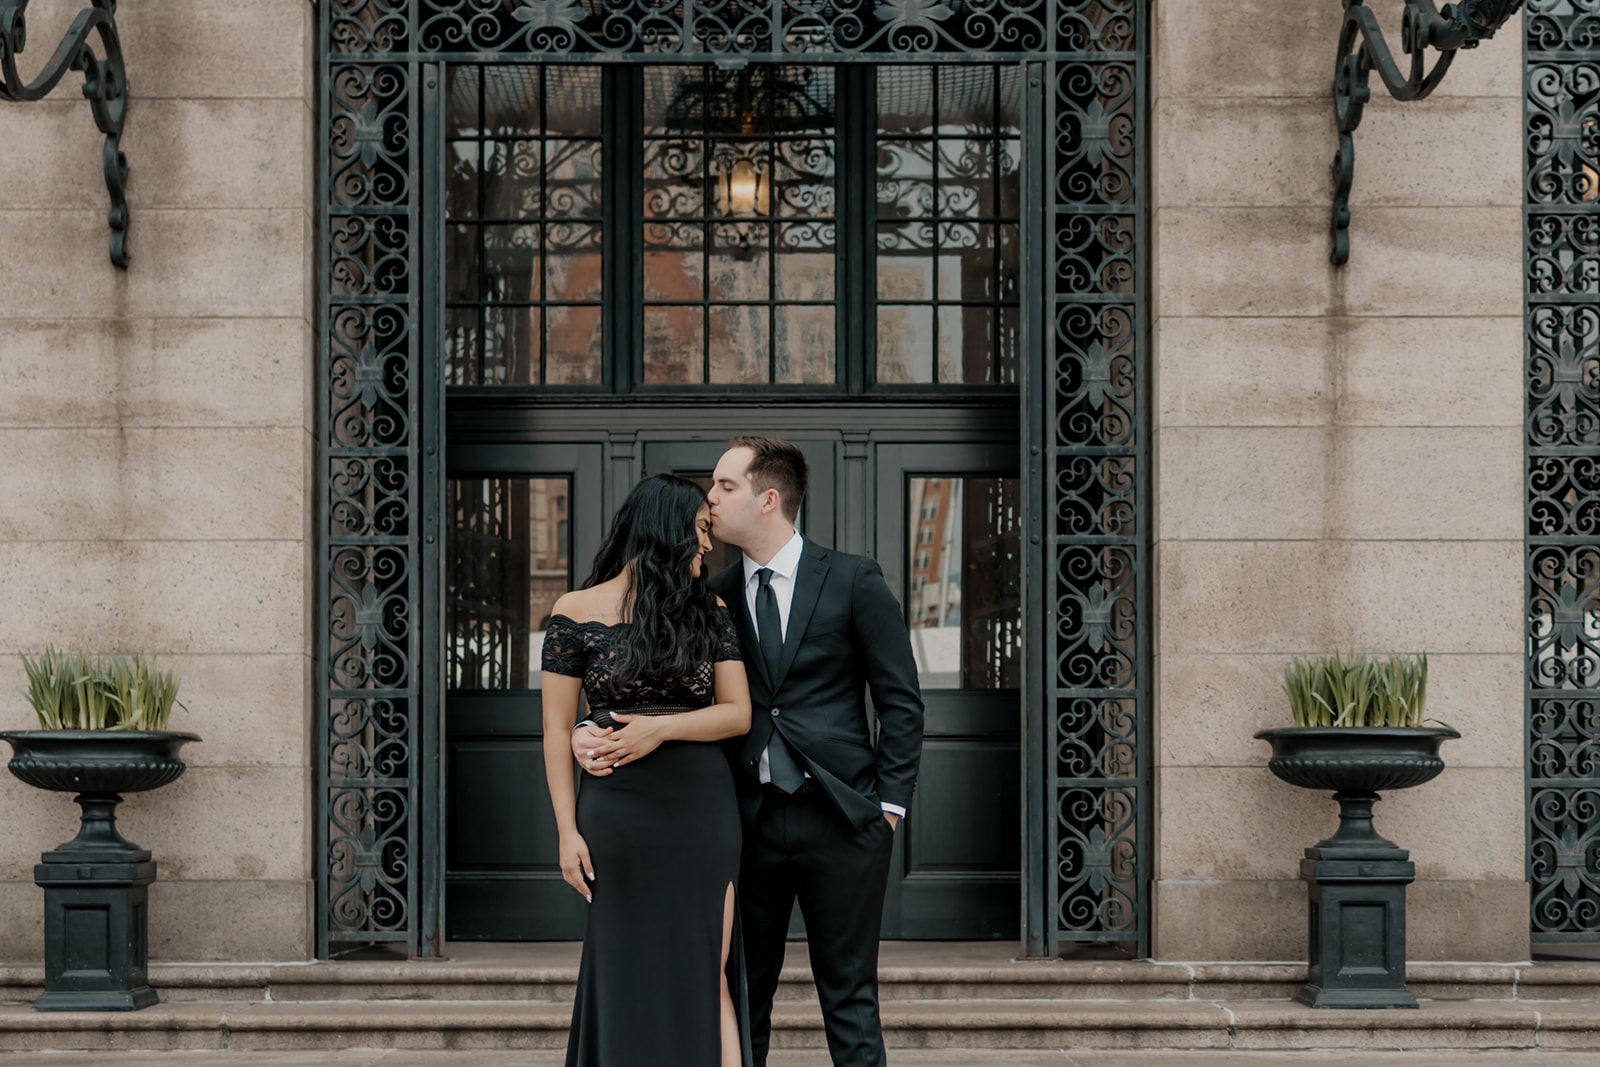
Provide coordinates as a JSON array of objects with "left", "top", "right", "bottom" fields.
[{"left": 708, "top": 538, "right": 924, "bottom": 831}]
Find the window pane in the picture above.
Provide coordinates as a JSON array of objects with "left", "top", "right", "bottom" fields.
[
  {"left": 775, "top": 222, "right": 835, "bottom": 300},
  {"left": 643, "top": 139, "right": 708, "bottom": 218},
  {"left": 448, "top": 477, "right": 572, "bottom": 691},
  {"left": 876, "top": 65, "right": 1019, "bottom": 387},
  {"left": 482, "top": 305, "right": 538, "bottom": 385},
  {"left": 545, "top": 222, "right": 604, "bottom": 301},
  {"left": 546, "top": 67, "right": 603, "bottom": 135},
  {"left": 710, "top": 223, "right": 771, "bottom": 300},
  {"left": 643, "top": 306, "right": 705, "bottom": 383},
  {"left": 445, "top": 223, "right": 479, "bottom": 304},
  {"left": 545, "top": 305, "right": 603, "bottom": 384},
  {"left": 445, "top": 66, "right": 484, "bottom": 138},
  {"left": 775, "top": 305, "right": 836, "bottom": 384},
  {"left": 877, "top": 223, "right": 934, "bottom": 301},
  {"left": 936, "top": 139, "right": 993, "bottom": 218},
  {"left": 877, "top": 66, "right": 933, "bottom": 134},
  {"left": 546, "top": 139, "right": 602, "bottom": 219},
  {"left": 445, "top": 66, "right": 602, "bottom": 388},
  {"left": 998, "top": 137, "right": 1022, "bottom": 218},
  {"left": 906, "top": 476, "right": 1022, "bottom": 690},
  {"left": 483, "top": 139, "right": 542, "bottom": 219},
  {"left": 446, "top": 307, "right": 480, "bottom": 386},
  {"left": 481, "top": 67, "right": 543, "bottom": 137},
  {"left": 447, "top": 141, "right": 480, "bottom": 219},
  {"left": 484, "top": 223, "right": 542, "bottom": 303},
  {"left": 774, "top": 135, "right": 836, "bottom": 218},
  {"left": 877, "top": 304, "right": 934, "bottom": 383},
  {"left": 642, "top": 64, "right": 836, "bottom": 387},
  {"left": 876, "top": 140, "right": 934, "bottom": 221},
  {"left": 709, "top": 304, "right": 769, "bottom": 383},
  {"left": 643, "top": 221, "right": 705, "bottom": 302}
]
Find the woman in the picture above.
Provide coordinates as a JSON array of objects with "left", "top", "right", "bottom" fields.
[{"left": 541, "top": 474, "right": 753, "bottom": 1067}]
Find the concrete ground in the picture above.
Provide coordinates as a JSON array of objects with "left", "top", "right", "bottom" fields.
[{"left": 2, "top": 1053, "right": 1600, "bottom": 1065}]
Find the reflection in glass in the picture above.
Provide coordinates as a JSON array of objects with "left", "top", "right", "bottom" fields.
[
  {"left": 906, "top": 476, "right": 1021, "bottom": 689},
  {"left": 448, "top": 477, "right": 572, "bottom": 690},
  {"left": 642, "top": 65, "right": 837, "bottom": 385},
  {"left": 876, "top": 66, "right": 1022, "bottom": 386},
  {"left": 446, "top": 66, "right": 603, "bottom": 387}
]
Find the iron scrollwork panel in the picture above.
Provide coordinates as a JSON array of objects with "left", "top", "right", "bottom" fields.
[
  {"left": 1044, "top": 7, "right": 1147, "bottom": 954},
  {"left": 1526, "top": 0, "right": 1600, "bottom": 943},
  {"left": 321, "top": 18, "right": 421, "bottom": 951},
  {"left": 325, "top": 0, "right": 1148, "bottom": 59}
]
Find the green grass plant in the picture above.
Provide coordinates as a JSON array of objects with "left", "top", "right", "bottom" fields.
[
  {"left": 17, "top": 648, "right": 184, "bottom": 731},
  {"left": 1283, "top": 651, "right": 1431, "bottom": 728}
]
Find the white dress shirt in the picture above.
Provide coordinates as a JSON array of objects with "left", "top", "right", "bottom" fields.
[{"left": 745, "top": 531, "right": 905, "bottom": 819}]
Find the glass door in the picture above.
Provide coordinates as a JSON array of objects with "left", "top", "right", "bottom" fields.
[
  {"left": 876, "top": 442, "right": 1022, "bottom": 938},
  {"left": 444, "top": 443, "right": 603, "bottom": 939}
]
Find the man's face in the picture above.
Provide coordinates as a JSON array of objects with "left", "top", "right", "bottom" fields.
[{"left": 707, "top": 447, "right": 763, "bottom": 547}]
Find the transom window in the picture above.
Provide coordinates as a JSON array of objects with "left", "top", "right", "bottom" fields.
[{"left": 443, "top": 63, "right": 1022, "bottom": 392}]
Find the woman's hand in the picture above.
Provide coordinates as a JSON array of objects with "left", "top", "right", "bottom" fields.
[
  {"left": 559, "top": 830, "right": 595, "bottom": 902},
  {"left": 590, "top": 712, "right": 672, "bottom": 767},
  {"left": 572, "top": 723, "right": 616, "bottom": 777}
]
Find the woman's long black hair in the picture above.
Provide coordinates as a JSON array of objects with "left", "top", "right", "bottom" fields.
[{"left": 581, "top": 474, "right": 720, "bottom": 693}]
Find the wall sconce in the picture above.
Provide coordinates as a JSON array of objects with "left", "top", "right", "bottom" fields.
[
  {"left": 1331, "top": 0, "right": 1522, "bottom": 265},
  {"left": 720, "top": 157, "right": 766, "bottom": 217},
  {"left": 0, "top": 0, "right": 130, "bottom": 267}
]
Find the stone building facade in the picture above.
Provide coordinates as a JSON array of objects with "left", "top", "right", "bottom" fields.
[{"left": 0, "top": 0, "right": 1562, "bottom": 964}]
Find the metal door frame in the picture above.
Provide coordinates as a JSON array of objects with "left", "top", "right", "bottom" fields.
[{"left": 318, "top": 0, "right": 1150, "bottom": 958}]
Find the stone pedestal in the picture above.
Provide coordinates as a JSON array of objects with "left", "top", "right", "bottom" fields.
[
  {"left": 32, "top": 794, "right": 159, "bottom": 1012},
  {"left": 1296, "top": 790, "right": 1418, "bottom": 1010}
]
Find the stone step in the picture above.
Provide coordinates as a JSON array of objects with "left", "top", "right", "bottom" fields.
[
  {"left": 6, "top": 956, "right": 1597, "bottom": 1006},
  {"left": 1, "top": 996, "right": 1599, "bottom": 1053}
]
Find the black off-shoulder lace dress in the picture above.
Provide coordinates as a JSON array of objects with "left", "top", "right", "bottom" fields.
[{"left": 542, "top": 606, "right": 752, "bottom": 1067}]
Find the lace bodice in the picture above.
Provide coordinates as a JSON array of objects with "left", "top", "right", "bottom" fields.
[{"left": 541, "top": 606, "right": 743, "bottom": 727}]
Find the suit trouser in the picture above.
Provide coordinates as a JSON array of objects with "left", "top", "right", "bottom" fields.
[{"left": 740, "top": 783, "right": 896, "bottom": 1067}]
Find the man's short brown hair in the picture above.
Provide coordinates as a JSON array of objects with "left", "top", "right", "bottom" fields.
[{"left": 728, "top": 436, "right": 808, "bottom": 522}]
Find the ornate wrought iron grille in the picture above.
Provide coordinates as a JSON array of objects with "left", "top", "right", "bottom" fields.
[
  {"left": 320, "top": 0, "right": 1146, "bottom": 957},
  {"left": 1526, "top": 0, "right": 1600, "bottom": 943},
  {"left": 1036, "top": 32, "right": 1144, "bottom": 952}
]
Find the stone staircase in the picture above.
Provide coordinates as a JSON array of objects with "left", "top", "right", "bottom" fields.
[{"left": 3, "top": 944, "right": 1600, "bottom": 1053}]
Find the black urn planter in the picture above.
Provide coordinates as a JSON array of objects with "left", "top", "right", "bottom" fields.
[
  {"left": 0, "top": 730, "right": 200, "bottom": 1012},
  {"left": 1254, "top": 726, "right": 1458, "bottom": 1010}
]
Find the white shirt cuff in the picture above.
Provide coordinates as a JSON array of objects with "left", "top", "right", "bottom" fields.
[{"left": 881, "top": 802, "right": 906, "bottom": 817}]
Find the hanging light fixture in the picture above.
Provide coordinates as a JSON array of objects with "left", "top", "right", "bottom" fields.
[
  {"left": 720, "top": 157, "right": 765, "bottom": 217},
  {"left": 662, "top": 63, "right": 831, "bottom": 219}
]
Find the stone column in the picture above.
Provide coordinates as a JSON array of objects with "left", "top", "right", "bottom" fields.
[
  {"left": 0, "top": 0, "right": 319, "bottom": 962},
  {"left": 1150, "top": 0, "right": 1527, "bottom": 961}
]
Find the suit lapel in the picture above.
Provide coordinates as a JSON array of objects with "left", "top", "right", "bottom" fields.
[{"left": 773, "top": 545, "right": 829, "bottom": 689}]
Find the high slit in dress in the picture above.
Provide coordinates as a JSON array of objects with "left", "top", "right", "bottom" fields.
[{"left": 541, "top": 607, "right": 752, "bottom": 1067}]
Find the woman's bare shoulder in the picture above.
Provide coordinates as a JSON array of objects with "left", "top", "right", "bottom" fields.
[
  {"left": 548, "top": 590, "right": 586, "bottom": 620},
  {"left": 551, "top": 587, "right": 626, "bottom": 625}
]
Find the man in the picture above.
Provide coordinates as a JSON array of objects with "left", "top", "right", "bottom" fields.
[{"left": 574, "top": 436, "right": 924, "bottom": 1067}]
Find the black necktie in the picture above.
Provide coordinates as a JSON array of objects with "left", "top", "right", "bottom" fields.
[
  {"left": 755, "top": 568, "right": 784, "bottom": 681},
  {"left": 756, "top": 568, "right": 805, "bottom": 792}
]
